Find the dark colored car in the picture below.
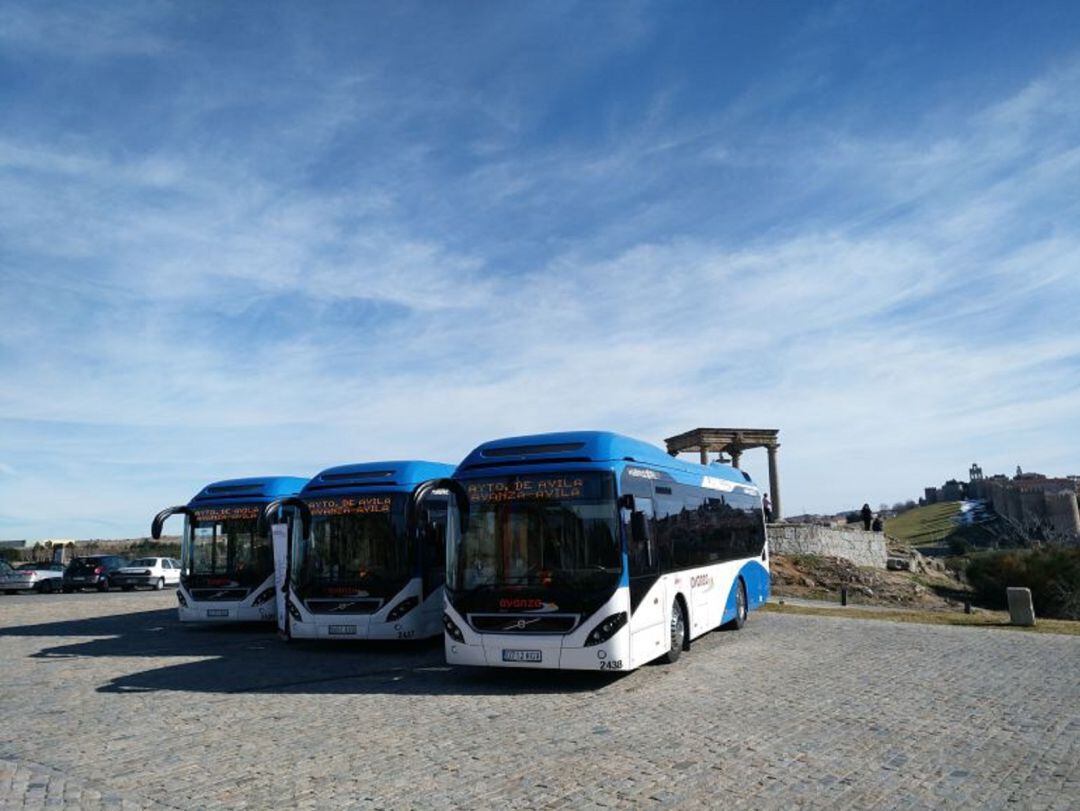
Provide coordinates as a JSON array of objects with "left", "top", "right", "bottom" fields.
[{"left": 63, "top": 556, "right": 129, "bottom": 592}]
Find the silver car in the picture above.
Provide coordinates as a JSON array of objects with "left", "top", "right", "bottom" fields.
[
  {"left": 111, "top": 557, "right": 183, "bottom": 591},
  {"left": 1, "top": 562, "right": 65, "bottom": 594}
]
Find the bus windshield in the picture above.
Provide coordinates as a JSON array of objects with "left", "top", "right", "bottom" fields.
[
  {"left": 448, "top": 472, "right": 621, "bottom": 612},
  {"left": 187, "top": 506, "right": 268, "bottom": 586},
  {"left": 291, "top": 493, "right": 411, "bottom": 599}
]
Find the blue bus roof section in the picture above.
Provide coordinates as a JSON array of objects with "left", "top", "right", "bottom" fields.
[
  {"left": 188, "top": 476, "right": 309, "bottom": 508},
  {"left": 300, "top": 461, "right": 457, "bottom": 498},
  {"left": 455, "top": 431, "right": 752, "bottom": 485}
]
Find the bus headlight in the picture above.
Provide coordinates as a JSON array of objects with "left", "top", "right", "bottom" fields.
[
  {"left": 252, "top": 587, "right": 276, "bottom": 606},
  {"left": 386, "top": 596, "right": 419, "bottom": 622},
  {"left": 442, "top": 612, "right": 465, "bottom": 643},
  {"left": 176, "top": 590, "right": 187, "bottom": 607},
  {"left": 584, "top": 612, "right": 627, "bottom": 647},
  {"left": 287, "top": 600, "right": 303, "bottom": 621}
]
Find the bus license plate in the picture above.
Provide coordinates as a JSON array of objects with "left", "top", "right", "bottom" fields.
[
  {"left": 502, "top": 649, "right": 542, "bottom": 663},
  {"left": 206, "top": 609, "right": 229, "bottom": 617},
  {"left": 328, "top": 625, "right": 357, "bottom": 635}
]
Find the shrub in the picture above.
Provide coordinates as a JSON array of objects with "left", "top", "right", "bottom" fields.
[
  {"left": 0, "top": 547, "right": 23, "bottom": 563},
  {"left": 947, "top": 537, "right": 970, "bottom": 556},
  {"left": 966, "top": 547, "right": 1080, "bottom": 620}
]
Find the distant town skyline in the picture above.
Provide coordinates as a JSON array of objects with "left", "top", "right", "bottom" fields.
[{"left": 2, "top": 1, "right": 1079, "bottom": 539}]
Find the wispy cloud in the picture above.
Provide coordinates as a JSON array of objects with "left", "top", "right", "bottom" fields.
[
  {"left": 0, "top": 1, "right": 170, "bottom": 58},
  {"left": 1, "top": 1, "right": 1078, "bottom": 536}
]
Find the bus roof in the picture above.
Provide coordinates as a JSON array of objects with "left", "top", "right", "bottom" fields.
[
  {"left": 188, "top": 476, "right": 309, "bottom": 508},
  {"left": 455, "top": 431, "right": 753, "bottom": 485},
  {"left": 299, "top": 460, "right": 456, "bottom": 499}
]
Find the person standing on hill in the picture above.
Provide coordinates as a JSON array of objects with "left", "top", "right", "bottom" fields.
[
  {"left": 762, "top": 493, "right": 773, "bottom": 523},
  {"left": 861, "top": 503, "right": 873, "bottom": 530}
]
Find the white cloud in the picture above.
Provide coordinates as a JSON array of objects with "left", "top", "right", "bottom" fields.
[
  {"left": 0, "top": 2, "right": 170, "bottom": 59},
  {"left": 2, "top": 22, "right": 1079, "bottom": 537}
]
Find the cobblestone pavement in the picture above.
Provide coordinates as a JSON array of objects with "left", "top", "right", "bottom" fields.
[{"left": 1, "top": 591, "right": 1077, "bottom": 810}]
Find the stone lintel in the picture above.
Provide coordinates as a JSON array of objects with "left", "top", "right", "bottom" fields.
[{"left": 664, "top": 427, "right": 780, "bottom": 456}]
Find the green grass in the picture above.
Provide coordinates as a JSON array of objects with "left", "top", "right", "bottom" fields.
[
  {"left": 884, "top": 502, "right": 962, "bottom": 547},
  {"left": 762, "top": 602, "right": 1080, "bottom": 636}
]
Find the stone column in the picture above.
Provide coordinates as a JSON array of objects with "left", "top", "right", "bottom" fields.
[
  {"left": 729, "top": 448, "right": 742, "bottom": 469},
  {"left": 767, "top": 444, "right": 782, "bottom": 520},
  {"left": 699, "top": 447, "right": 709, "bottom": 466}
]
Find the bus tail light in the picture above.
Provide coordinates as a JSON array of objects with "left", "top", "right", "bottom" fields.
[
  {"left": 386, "top": 596, "right": 419, "bottom": 622},
  {"left": 252, "top": 587, "right": 276, "bottom": 606},
  {"left": 442, "top": 612, "right": 465, "bottom": 643},
  {"left": 94, "top": 566, "right": 104, "bottom": 575},
  {"left": 584, "top": 612, "right": 627, "bottom": 646}
]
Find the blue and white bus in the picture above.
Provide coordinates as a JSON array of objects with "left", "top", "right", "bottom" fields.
[
  {"left": 152, "top": 476, "right": 308, "bottom": 623},
  {"left": 261, "top": 461, "right": 458, "bottom": 641},
  {"left": 442, "top": 431, "right": 769, "bottom": 671}
]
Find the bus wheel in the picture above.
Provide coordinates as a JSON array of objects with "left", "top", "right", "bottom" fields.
[
  {"left": 663, "top": 599, "right": 686, "bottom": 664},
  {"left": 725, "top": 579, "right": 748, "bottom": 631}
]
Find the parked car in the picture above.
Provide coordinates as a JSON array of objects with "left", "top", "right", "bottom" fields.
[
  {"left": 2, "top": 562, "right": 66, "bottom": 594},
  {"left": 111, "top": 557, "right": 182, "bottom": 591},
  {"left": 62, "top": 556, "right": 129, "bottom": 592},
  {"left": 0, "top": 560, "right": 16, "bottom": 593}
]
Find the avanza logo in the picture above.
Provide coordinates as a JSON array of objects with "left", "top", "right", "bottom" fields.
[{"left": 498, "top": 598, "right": 559, "bottom": 612}]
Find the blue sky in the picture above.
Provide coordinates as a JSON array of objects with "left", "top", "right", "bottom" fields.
[{"left": 2, "top": 1, "right": 1079, "bottom": 539}]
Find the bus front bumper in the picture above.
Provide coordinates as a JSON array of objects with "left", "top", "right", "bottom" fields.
[
  {"left": 444, "top": 607, "right": 630, "bottom": 671},
  {"left": 177, "top": 590, "right": 275, "bottom": 623},
  {"left": 290, "top": 608, "right": 434, "bottom": 640}
]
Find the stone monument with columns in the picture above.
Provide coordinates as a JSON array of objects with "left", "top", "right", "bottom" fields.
[{"left": 664, "top": 427, "right": 782, "bottom": 521}]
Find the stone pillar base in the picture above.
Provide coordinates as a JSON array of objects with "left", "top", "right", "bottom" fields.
[{"left": 1006, "top": 587, "right": 1036, "bottom": 626}]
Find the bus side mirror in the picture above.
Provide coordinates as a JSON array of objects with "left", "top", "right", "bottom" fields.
[
  {"left": 411, "top": 478, "right": 469, "bottom": 535},
  {"left": 630, "top": 510, "right": 649, "bottom": 543},
  {"left": 259, "top": 498, "right": 312, "bottom": 539},
  {"left": 151, "top": 506, "right": 194, "bottom": 540},
  {"left": 618, "top": 494, "right": 635, "bottom": 511}
]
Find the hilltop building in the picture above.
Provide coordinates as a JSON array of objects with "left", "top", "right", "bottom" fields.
[{"left": 966, "top": 464, "right": 1080, "bottom": 543}]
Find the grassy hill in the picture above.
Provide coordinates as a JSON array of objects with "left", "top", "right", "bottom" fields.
[
  {"left": 885, "top": 502, "right": 963, "bottom": 547},
  {"left": 885, "top": 501, "right": 1010, "bottom": 551}
]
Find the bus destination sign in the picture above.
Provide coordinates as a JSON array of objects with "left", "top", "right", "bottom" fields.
[
  {"left": 468, "top": 477, "right": 585, "bottom": 504},
  {"left": 193, "top": 506, "right": 260, "bottom": 523},
  {"left": 306, "top": 497, "right": 393, "bottom": 517}
]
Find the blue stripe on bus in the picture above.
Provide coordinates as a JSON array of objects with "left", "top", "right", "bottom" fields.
[{"left": 721, "top": 559, "right": 771, "bottom": 624}]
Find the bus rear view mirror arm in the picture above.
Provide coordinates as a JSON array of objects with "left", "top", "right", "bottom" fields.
[
  {"left": 151, "top": 506, "right": 195, "bottom": 540},
  {"left": 258, "top": 497, "right": 312, "bottom": 539},
  {"left": 410, "top": 478, "right": 469, "bottom": 534}
]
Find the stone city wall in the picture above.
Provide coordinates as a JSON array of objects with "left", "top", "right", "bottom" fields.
[
  {"left": 768, "top": 523, "right": 888, "bottom": 569},
  {"left": 978, "top": 478, "right": 1080, "bottom": 541}
]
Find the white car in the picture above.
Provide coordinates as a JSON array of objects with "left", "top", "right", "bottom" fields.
[
  {"left": 111, "top": 557, "right": 183, "bottom": 591},
  {"left": 1, "top": 562, "right": 65, "bottom": 594}
]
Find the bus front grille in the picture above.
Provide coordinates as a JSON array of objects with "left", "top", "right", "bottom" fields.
[
  {"left": 304, "top": 598, "right": 383, "bottom": 615},
  {"left": 468, "top": 614, "right": 579, "bottom": 634},
  {"left": 189, "top": 588, "right": 251, "bottom": 602}
]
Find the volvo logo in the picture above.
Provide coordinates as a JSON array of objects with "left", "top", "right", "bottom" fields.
[{"left": 505, "top": 617, "right": 541, "bottom": 631}]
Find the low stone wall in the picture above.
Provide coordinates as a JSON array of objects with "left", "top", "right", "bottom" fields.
[{"left": 768, "top": 523, "right": 888, "bottom": 569}]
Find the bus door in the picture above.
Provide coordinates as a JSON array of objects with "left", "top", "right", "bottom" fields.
[
  {"left": 414, "top": 492, "right": 444, "bottom": 626},
  {"left": 625, "top": 496, "right": 667, "bottom": 663},
  {"left": 414, "top": 486, "right": 455, "bottom": 631}
]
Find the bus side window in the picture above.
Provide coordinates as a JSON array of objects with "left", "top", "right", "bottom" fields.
[{"left": 628, "top": 497, "right": 657, "bottom": 576}]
